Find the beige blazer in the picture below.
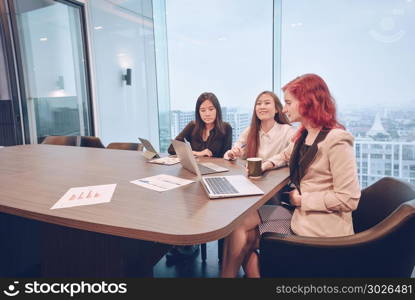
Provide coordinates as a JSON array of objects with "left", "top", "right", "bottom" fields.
[{"left": 273, "top": 128, "right": 361, "bottom": 237}]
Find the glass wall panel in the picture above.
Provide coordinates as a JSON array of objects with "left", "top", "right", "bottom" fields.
[
  {"left": 0, "top": 27, "right": 10, "bottom": 101},
  {"left": 166, "top": 0, "right": 274, "bottom": 143},
  {"left": 153, "top": 0, "right": 171, "bottom": 152},
  {"left": 13, "top": 0, "right": 92, "bottom": 143},
  {"left": 88, "top": 0, "right": 160, "bottom": 148},
  {"left": 278, "top": 0, "right": 415, "bottom": 187},
  {"left": 0, "top": 20, "right": 17, "bottom": 146}
]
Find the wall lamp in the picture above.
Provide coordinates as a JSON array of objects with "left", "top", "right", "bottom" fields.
[
  {"left": 56, "top": 75, "right": 64, "bottom": 89},
  {"left": 122, "top": 68, "right": 132, "bottom": 86}
]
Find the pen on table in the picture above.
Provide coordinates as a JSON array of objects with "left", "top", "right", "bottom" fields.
[
  {"left": 138, "top": 179, "right": 167, "bottom": 190},
  {"left": 160, "top": 178, "right": 181, "bottom": 186}
]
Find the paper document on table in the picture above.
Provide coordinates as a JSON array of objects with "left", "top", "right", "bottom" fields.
[
  {"left": 148, "top": 156, "right": 180, "bottom": 165},
  {"left": 130, "top": 174, "right": 194, "bottom": 192},
  {"left": 51, "top": 184, "right": 116, "bottom": 209}
]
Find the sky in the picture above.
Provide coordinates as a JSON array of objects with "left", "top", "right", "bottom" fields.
[
  {"left": 166, "top": 0, "right": 415, "bottom": 112},
  {"left": 281, "top": 0, "right": 415, "bottom": 111},
  {"left": 166, "top": 0, "right": 273, "bottom": 111}
]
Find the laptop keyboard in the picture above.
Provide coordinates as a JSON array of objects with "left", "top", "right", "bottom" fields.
[{"left": 205, "top": 177, "right": 238, "bottom": 195}]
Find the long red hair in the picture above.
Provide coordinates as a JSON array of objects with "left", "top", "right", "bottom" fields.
[
  {"left": 282, "top": 74, "right": 344, "bottom": 141},
  {"left": 246, "top": 91, "right": 290, "bottom": 158}
]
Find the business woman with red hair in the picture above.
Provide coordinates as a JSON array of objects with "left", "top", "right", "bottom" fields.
[{"left": 221, "top": 74, "right": 361, "bottom": 278}]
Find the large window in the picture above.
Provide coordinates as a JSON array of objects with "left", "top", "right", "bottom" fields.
[
  {"left": 166, "top": 0, "right": 274, "bottom": 144},
  {"left": 278, "top": 0, "right": 415, "bottom": 187},
  {"left": 13, "top": 0, "right": 93, "bottom": 143},
  {"left": 162, "top": 0, "right": 414, "bottom": 187}
]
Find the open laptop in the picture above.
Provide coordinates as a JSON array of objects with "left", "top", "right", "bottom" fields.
[
  {"left": 171, "top": 139, "right": 228, "bottom": 175},
  {"left": 171, "top": 139, "right": 264, "bottom": 199},
  {"left": 138, "top": 137, "right": 180, "bottom": 165},
  {"left": 138, "top": 137, "right": 160, "bottom": 159}
]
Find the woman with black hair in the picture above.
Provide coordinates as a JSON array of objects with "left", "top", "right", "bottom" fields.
[
  {"left": 168, "top": 92, "right": 232, "bottom": 158},
  {"left": 166, "top": 92, "right": 232, "bottom": 264}
]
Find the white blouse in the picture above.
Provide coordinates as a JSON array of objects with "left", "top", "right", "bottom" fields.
[{"left": 231, "top": 121, "right": 297, "bottom": 165}]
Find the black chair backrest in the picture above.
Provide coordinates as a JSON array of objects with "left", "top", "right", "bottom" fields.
[
  {"left": 106, "top": 142, "right": 143, "bottom": 151},
  {"left": 79, "top": 136, "right": 105, "bottom": 148},
  {"left": 353, "top": 177, "right": 415, "bottom": 233},
  {"left": 41, "top": 136, "right": 77, "bottom": 146}
]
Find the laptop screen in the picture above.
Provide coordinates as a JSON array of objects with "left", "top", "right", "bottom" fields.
[
  {"left": 171, "top": 139, "right": 202, "bottom": 179},
  {"left": 138, "top": 138, "right": 158, "bottom": 154}
]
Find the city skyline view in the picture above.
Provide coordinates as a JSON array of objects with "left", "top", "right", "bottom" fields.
[{"left": 168, "top": 105, "right": 415, "bottom": 188}]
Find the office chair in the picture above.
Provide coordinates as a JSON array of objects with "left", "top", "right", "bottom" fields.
[
  {"left": 106, "top": 142, "right": 143, "bottom": 151},
  {"left": 41, "top": 135, "right": 78, "bottom": 146},
  {"left": 259, "top": 177, "right": 415, "bottom": 277},
  {"left": 78, "top": 136, "right": 105, "bottom": 148}
]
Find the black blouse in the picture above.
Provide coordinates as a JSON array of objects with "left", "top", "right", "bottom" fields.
[
  {"left": 289, "top": 128, "right": 331, "bottom": 194},
  {"left": 168, "top": 121, "right": 233, "bottom": 158}
]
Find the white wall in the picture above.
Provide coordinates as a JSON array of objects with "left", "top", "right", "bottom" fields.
[{"left": 88, "top": 0, "right": 160, "bottom": 149}]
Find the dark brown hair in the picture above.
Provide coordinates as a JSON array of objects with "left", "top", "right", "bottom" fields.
[
  {"left": 192, "top": 92, "right": 225, "bottom": 137},
  {"left": 246, "top": 91, "right": 290, "bottom": 158}
]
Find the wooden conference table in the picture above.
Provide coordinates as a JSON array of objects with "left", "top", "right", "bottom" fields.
[{"left": 0, "top": 144, "right": 289, "bottom": 277}]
